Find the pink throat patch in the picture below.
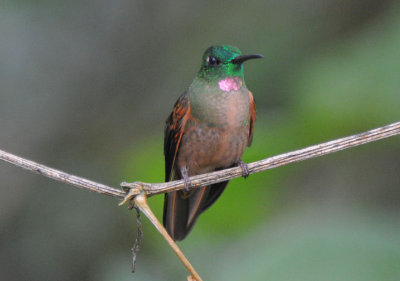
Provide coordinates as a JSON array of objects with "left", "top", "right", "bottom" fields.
[{"left": 218, "top": 77, "right": 242, "bottom": 92}]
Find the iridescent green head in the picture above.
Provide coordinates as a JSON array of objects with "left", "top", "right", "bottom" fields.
[{"left": 197, "top": 45, "right": 263, "bottom": 81}]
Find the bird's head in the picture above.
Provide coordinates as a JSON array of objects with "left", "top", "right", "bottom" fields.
[{"left": 197, "top": 45, "right": 263, "bottom": 81}]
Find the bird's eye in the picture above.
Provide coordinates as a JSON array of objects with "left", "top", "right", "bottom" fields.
[{"left": 207, "top": 56, "right": 220, "bottom": 66}]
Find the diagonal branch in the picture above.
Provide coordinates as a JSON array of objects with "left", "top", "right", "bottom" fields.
[
  {"left": 1, "top": 120, "right": 399, "bottom": 281},
  {"left": 133, "top": 194, "right": 203, "bottom": 281},
  {"left": 0, "top": 121, "right": 399, "bottom": 201},
  {"left": 120, "top": 120, "right": 400, "bottom": 201},
  {"left": 0, "top": 148, "right": 125, "bottom": 198}
]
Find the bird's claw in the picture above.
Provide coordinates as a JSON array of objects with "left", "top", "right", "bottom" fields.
[
  {"left": 181, "top": 166, "right": 191, "bottom": 192},
  {"left": 238, "top": 160, "right": 250, "bottom": 178},
  {"left": 184, "top": 178, "right": 191, "bottom": 192}
]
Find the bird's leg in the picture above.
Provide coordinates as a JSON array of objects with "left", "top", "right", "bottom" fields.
[
  {"left": 180, "top": 166, "right": 191, "bottom": 192},
  {"left": 237, "top": 159, "right": 250, "bottom": 178}
]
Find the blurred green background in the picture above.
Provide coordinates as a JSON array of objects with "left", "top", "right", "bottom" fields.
[{"left": 1, "top": 0, "right": 399, "bottom": 280}]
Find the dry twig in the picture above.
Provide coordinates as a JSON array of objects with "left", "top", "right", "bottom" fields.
[
  {"left": 0, "top": 121, "right": 399, "bottom": 281},
  {"left": 120, "top": 121, "right": 400, "bottom": 201},
  {"left": 134, "top": 194, "right": 203, "bottom": 281}
]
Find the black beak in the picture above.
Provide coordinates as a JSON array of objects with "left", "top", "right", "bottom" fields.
[{"left": 232, "top": 54, "right": 263, "bottom": 64}]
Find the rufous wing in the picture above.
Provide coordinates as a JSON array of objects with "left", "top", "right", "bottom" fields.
[
  {"left": 163, "top": 91, "right": 190, "bottom": 182},
  {"left": 248, "top": 91, "right": 256, "bottom": 146},
  {"left": 163, "top": 91, "right": 194, "bottom": 241}
]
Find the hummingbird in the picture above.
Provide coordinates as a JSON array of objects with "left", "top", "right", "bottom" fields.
[{"left": 163, "top": 45, "right": 262, "bottom": 241}]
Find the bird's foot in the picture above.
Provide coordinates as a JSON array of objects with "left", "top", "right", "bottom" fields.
[
  {"left": 237, "top": 160, "right": 250, "bottom": 178},
  {"left": 181, "top": 166, "right": 191, "bottom": 192}
]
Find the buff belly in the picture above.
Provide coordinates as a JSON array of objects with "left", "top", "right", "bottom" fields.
[{"left": 177, "top": 124, "right": 249, "bottom": 175}]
